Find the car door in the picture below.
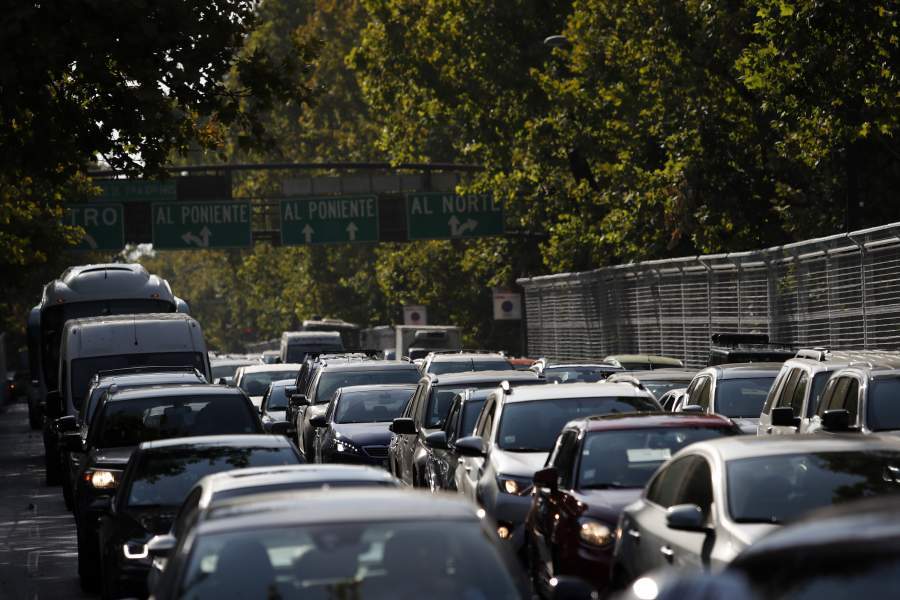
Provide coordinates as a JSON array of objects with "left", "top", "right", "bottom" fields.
[
  {"left": 764, "top": 368, "right": 802, "bottom": 435},
  {"left": 457, "top": 396, "right": 495, "bottom": 501},
  {"left": 618, "top": 455, "right": 697, "bottom": 578},
  {"left": 532, "top": 430, "right": 579, "bottom": 572},
  {"left": 389, "top": 388, "right": 416, "bottom": 480},
  {"left": 429, "top": 396, "right": 460, "bottom": 490},
  {"left": 659, "top": 456, "right": 715, "bottom": 570}
]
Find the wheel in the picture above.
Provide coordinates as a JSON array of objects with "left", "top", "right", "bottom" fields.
[{"left": 77, "top": 525, "right": 100, "bottom": 592}]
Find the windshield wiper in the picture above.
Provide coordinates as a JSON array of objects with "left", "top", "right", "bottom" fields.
[{"left": 734, "top": 517, "right": 781, "bottom": 524}]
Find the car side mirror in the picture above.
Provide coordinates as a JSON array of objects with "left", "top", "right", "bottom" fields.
[
  {"left": 147, "top": 533, "right": 177, "bottom": 558},
  {"left": 550, "top": 575, "right": 598, "bottom": 600},
  {"left": 265, "top": 420, "right": 291, "bottom": 436},
  {"left": 666, "top": 503, "right": 707, "bottom": 532},
  {"left": 55, "top": 414, "right": 77, "bottom": 432},
  {"left": 680, "top": 404, "right": 704, "bottom": 413},
  {"left": 390, "top": 417, "right": 417, "bottom": 435},
  {"left": 533, "top": 466, "right": 558, "bottom": 492},
  {"left": 770, "top": 406, "right": 798, "bottom": 427},
  {"left": 454, "top": 435, "right": 487, "bottom": 457},
  {"left": 822, "top": 409, "right": 851, "bottom": 431},
  {"left": 424, "top": 431, "right": 448, "bottom": 450},
  {"left": 289, "top": 394, "right": 309, "bottom": 409},
  {"left": 63, "top": 431, "right": 84, "bottom": 452},
  {"left": 309, "top": 414, "right": 328, "bottom": 428}
]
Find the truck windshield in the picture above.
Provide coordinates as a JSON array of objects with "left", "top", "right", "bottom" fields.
[{"left": 71, "top": 352, "right": 206, "bottom": 410}]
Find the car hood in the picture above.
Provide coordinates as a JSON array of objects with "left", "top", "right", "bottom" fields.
[
  {"left": 123, "top": 505, "right": 179, "bottom": 537},
  {"left": 492, "top": 450, "right": 550, "bottom": 477},
  {"left": 333, "top": 422, "right": 392, "bottom": 447},
  {"left": 575, "top": 488, "right": 644, "bottom": 523},
  {"left": 89, "top": 446, "right": 136, "bottom": 468},
  {"left": 732, "top": 417, "right": 759, "bottom": 434}
]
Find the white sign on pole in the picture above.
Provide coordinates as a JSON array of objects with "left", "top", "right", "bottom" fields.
[
  {"left": 403, "top": 305, "right": 428, "bottom": 325},
  {"left": 493, "top": 289, "right": 522, "bottom": 320}
]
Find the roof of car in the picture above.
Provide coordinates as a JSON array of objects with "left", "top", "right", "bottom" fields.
[
  {"left": 544, "top": 363, "right": 623, "bottom": 370},
  {"left": 429, "top": 353, "right": 508, "bottom": 362},
  {"left": 607, "top": 369, "right": 697, "bottom": 382},
  {"left": 211, "top": 358, "right": 261, "bottom": 367},
  {"left": 138, "top": 434, "right": 293, "bottom": 452},
  {"left": 701, "top": 363, "right": 784, "bottom": 379},
  {"left": 94, "top": 371, "right": 206, "bottom": 387},
  {"left": 337, "top": 383, "right": 418, "bottom": 394},
  {"left": 678, "top": 433, "right": 900, "bottom": 462},
  {"left": 502, "top": 381, "right": 653, "bottom": 403},
  {"left": 236, "top": 364, "right": 303, "bottom": 374},
  {"left": 107, "top": 383, "right": 244, "bottom": 402},
  {"left": 576, "top": 411, "right": 735, "bottom": 432},
  {"left": 789, "top": 349, "right": 900, "bottom": 370},
  {"left": 319, "top": 360, "right": 419, "bottom": 372},
  {"left": 63, "top": 312, "right": 197, "bottom": 330},
  {"left": 282, "top": 331, "right": 342, "bottom": 341},
  {"left": 605, "top": 354, "right": 685, "bottom": 366},
  {"left": 200, "top": 464, "right": 398, "bottom": 496},
  {"left": 429, "top": 369, "right": 540, "bottom": 385},
  {"left": 197, "top": 488, "right": 479, "bottom": 535}
]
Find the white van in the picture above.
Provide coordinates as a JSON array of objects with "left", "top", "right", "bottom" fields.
[{"left": 58, "top": 313, "right": 211, "bottom": 417}]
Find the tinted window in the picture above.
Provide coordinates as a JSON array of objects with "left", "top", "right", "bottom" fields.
[
  {"left": 71, "top": 352, "right": 207, "bottom": 409},
  {"left": 94, "top": 395, "right": 259, "bottom": 447},
  {"left": 643, "top": 381, "right": 691, "bottom": 399},
  {"left": 552, "top": 431, "right": 579, "bottom": 489},
  {"left": 727, "top": 451, "right": 900, "bottom": 523},
  {"left": 677, "top": 458, "right": 713, "bottom": 516},
  {"left": 315, "top": 369, "right": 420, "bottom": 404},
  {"left": 211, "top": 363, "right": 254, "bottom": 380},
  {"left": 776, "top": 369, "right": 802, "bottom": 409},
  {"left": 789, "top": 372, "right": 810, "bottom": 415},
  {"left": 426, "top": 386, "right": 470, "bottom": 428},
  {"left": 179, "top": 522, "right": 523, "bottom": 599},
  {"left": 126, "top": 446, "right": 297, "bottom": 507},
  {"left": 844, "top": 379, "right": 860, "bottom": 421},
  {"left": 496, "top": 396, "right": 659, "bottom": 451},
  {"left": 459, "top": 399, "right": 486, "bottom": 438},
  {"left": 866, "top": 378, "right": 900, "bottom": 431},
  {"left": 715, "top": 377, "right": 776, "bottom": 418},
  {"left": 334, "top": 388, "right": 414, "bottom": 424},
  {"left": 645, "top": 456, "right": 696, "bottom": 508},
  {"left": 264, "top": 384, "right": 291, "bottom": 411},
  {"left": 239, "top": 371, "right": 299, "bottom": 396},
  {"left": 578, "top": 427, "right": 735, "bottom": 490},
  {"left": 429, "top": 360, "right": 512, "bottom": 375},
  {"left": 808, "top": 372, "right": 832, "bottom": 417}
]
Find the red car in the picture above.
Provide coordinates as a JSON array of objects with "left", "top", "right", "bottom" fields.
[{"left": 524, "top": 412, "right": 740, "bottom": 597}]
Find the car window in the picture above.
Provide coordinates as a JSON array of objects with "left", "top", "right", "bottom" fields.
[
  {"left": 552, "top": 431, "right": 579, "bottom": 489},
  {"left": 458, "top": 398, "right": 486, "bottom": 440},
  {"left": 867, "top": 378, "right": 900, "bottom": 431},
  {"left": 808, "top": 372, "right": 832, "bottom": 417},
  {"left": 843, "top": 378, "right": 860, "bottom": 423},
  {"left": 314, "top": 369, "right": 420, "bottom": 404},
  {"left": 334, "top": 388, "right": 413, "bottom": 424},
  {"left": 425, "top": 387, "right": 467, "bottom": 428},
  {"left": 694, "top": 378, "right": 711, "bottom": 410},
  {"left": 264, "top": 385, "right": 290, "bottom": 411},
  {"left": 674, "top": 457, "right": 713, "bottom": 518},
  {"left": 646, "top": 456, "right": 696, "bottom": 508},
  {"left": 475, "top": 397, "right": 496, "bottom": 439},
  {"left": 817, "top": 377, "right": 840, "bottom": 415},
  {"left": 714, "top": 377, "right": 776, "bottom": 418},
  {"left": 173, "top": 487, "right": 203, "bottom": 539},
  {"left": 443, "top": 398, "right": 461, "bottom": 441},
  {"left": 762, "top": 367, "right": 790, "bottom": 414},
  {"left": 238, "top": 370, "right": 299, "bottom": 397},
  {"left": 789, "top": 371, "right": 810, "bottom": 416},
  {"left": 776, "top": 369, "right": 802, "bottom": 409}
]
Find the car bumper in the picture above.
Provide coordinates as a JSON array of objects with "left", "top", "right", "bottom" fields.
[
  {"left": 561, "top": 543, "right": 614, "bottom": 592},
  {"left": 325, "top": 450, "right": 390, "bottom": 470},
  {"left": 490, "top": 494, "right": 533, "bottom": 552}
]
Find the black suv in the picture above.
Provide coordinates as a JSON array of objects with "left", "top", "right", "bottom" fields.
[
  {"left": 67, "top": 384, "right": 265, "bottom": 591},
  {"left": 389, "top": 369, "right": 543, "bottom": 488},
  {"left": 289, "top": 358, "right": 421, "bottom": 458},
  {"left": 707, "top": 333, "right": 794, "bottom": 366}
]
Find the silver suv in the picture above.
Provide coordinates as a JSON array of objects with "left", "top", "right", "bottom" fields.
[
  {"left": 758, "top": 350, "right": 900, "bottom": 436},
  {"left": 806, "top": 359, "right": 900, "bottom": 435}
]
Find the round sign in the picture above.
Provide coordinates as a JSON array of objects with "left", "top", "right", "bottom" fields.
[
  {"left": 410, "top": 311, "right": 421, "bottom": 322},
  {"left": 501, "top": 300, "right": 514, "bottom": 313}
]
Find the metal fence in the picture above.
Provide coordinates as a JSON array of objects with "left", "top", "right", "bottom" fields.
[{"left": 517, "top": 222, "right": 900, "bottom": 368}]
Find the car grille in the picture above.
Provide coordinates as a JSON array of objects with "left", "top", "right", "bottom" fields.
[{"left": 364, "top": 446, "right": 389, "bottom": 459}]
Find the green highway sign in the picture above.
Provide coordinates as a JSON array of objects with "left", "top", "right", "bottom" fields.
[
  {"left": 97, "top": 179, "right": 176, "bottom": 203},
  {"left": 281, "top": 195, "right": 378, "bottom": 245},
  {"left": 406, "top": 192, "right": 504, "bottom": 240},
  {"left": 151, "top": 201, "right": 252, "bottom": 249},
  {"left": 64, "top": 203, "right": 125, "bottom": 251}
]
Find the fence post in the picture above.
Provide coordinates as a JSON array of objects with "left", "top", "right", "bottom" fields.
[{"left": 848, "top": 234, "right": 868, "bottom": 348}]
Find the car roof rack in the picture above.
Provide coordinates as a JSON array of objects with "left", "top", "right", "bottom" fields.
[
  {"left": 795, "top": 348, "right": 830, "bottom": 361},
  {"left": 605, "top": 374, "right": 646, "bottom": 390},
  {"left": 95, "top": 365, "right": 204, "bottom": 379}
]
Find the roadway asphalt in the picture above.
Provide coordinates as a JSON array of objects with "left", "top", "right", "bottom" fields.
[{"left": 0, "top": 400, "right": 90, "bottom": 600}]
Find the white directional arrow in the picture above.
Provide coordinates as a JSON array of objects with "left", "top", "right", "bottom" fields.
[
  {"left": 449, "top": 216, "right": 478, "bottom": 237},
  {"left": 198, "top": 226, "right": 211, "bottom": 247},
  {"left": 302, "top": 224, "right": 315, "bottom": 243},
  {"left": 83, "top": 232, "right": 99, "bottom": 249},
  {"left": 181, "top": 229, "right": 211, "bottom": 248},
  {"left": 346, "top": 222, "right": 359, "bottom": 241}
]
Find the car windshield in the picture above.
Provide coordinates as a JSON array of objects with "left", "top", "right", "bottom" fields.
[
  {"left": 867, "top": 378, "right": 900, "bottom": 431},
  {"left": 497, "top": 396, "right": 660, "bottom": 451},
  {"left": 335, "top": 388, "right": 414, "bottom": 424},
  {"left": 643, "top": 381, "right": 691, "bottom": 399},
  {"left": 727, "top": 451, "right": 900, "bottom": 524},
  {"left": 544, "top": 367, "right": 616, "bottom": 383},
  {"left": 71, "top": 352, "right": 206, "bottom": 410},
  {"left": 578, "top": 427, "right": 736, "bottom": 489},
  {"left": 178, "top": 520, "right": 522, "bottom": 600},
  {"left": 126, "top": 446, "right": 298, "bottom": 508},
  {"left": 94, "top": 395, "right": 259, "bottom": 448},
  {"left": 286, "top": 343, "right": 343, "bottom": 363},
  {"left": 746, "top": 555, "right": 900, "bottom": 600},
  {"left": 315, "top": 369, "right": 420, "bottom": 404},
  {"left": 715, "top": 377, "right": 775, "bottom": 418},
  {"left": 211, "top": 363, "right": 255, "bottom": 380},
  {"left": 429, "top": 360, "right": 512, "bottom": 375},
  {"left": 239, "top": 370, "right": 299, "bottom": 396},
  {"left": 264, "top": 385, "right": 291, "bottom": 411},
  {"left": 460, "top": 399, "right": 486, "bottom": 437}
]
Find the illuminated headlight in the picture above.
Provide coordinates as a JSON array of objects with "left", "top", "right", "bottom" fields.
[
  {"left": 578, "top": 519, "right": 613, "bottom": 546},
  {"left": 336, "top": 440, "right": 361, "bottom": 454},
  {"left": 497, "top": 475, "right": 532, "bottom": 496},
  {"left": 85, "top": 469, "right": 121, "bottom": 489},
  {"left": 497, "top": 525, "right": 512, "bottom": 539},
  {"left": 123, "top": 542, "right": 149, "bottom": 560}
]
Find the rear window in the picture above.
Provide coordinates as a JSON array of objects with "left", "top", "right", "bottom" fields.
[
  {"left": 867, "top": 378, "right": 900, "bottom": 431},
  {"left": 94, "top": 395, "right": 260, "bottom": 448},
  {"left": 314, "top": 369, "right": 420, "bottom": 404},
  {"left": 715, "top": 377, "right": 776, "bottom": 418},
  {"left": 239, "top": 370, "right": 299, "bottom": 396}
]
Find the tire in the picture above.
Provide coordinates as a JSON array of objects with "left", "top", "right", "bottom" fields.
[{"left": 77, "top": 525, "right": 100, "bottom": 593}]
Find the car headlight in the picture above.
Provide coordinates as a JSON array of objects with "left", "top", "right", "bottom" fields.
[
  {"left": 84, "top": 469, "right": 121, "bottom": 490},
  {"left": 578, "top": 518, "right": 613, "bottom": 546},
  {"left": 336, "top": 440, "right": 361, "bottom": 454},
  {"left": 497, "top": 475, "right": 532, "bottom": 496}
]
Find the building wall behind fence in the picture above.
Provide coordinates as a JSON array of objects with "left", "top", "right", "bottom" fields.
[{"left": 518, "top": 223, "right": 900, "bottom": 369}]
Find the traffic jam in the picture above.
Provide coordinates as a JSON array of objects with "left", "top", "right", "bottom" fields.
[{"left": 14, "top": 262, "right": 898, "bottom": 600}]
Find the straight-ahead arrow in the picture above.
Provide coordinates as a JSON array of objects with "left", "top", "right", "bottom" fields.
[
  {"left": 198, "top": 226, "right": 211, "bottom": 247},
  {"left": 346, "top": 222, "right": 359, "bottom": 241},
  {"left": 449, "top": 215, "right": 461, "bottom": 236},
  {"left": 302, "top": 224, "right": 315, "bottom": 243}
]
